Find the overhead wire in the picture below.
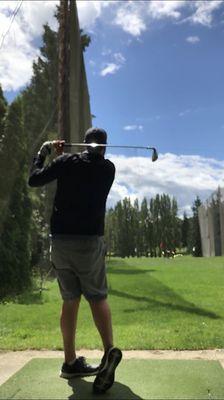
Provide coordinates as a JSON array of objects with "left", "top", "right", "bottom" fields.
[
  {"left": 0, "top": 0, "right": 23, "bottom": 51},
  {"left": 0, "top": 0, "right": 56, "bottom": 152}
]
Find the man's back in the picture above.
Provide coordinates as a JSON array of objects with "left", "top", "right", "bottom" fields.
[{"left": 29, "top": 150, "right": 115, "bottom": 235}]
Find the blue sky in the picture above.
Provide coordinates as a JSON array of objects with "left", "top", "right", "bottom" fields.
[
  {"left": 1, "top": 1, "right": 224, "bottom": 214},
  {"left": 85, "top": 4, "right": 224, "bottom": 160}
]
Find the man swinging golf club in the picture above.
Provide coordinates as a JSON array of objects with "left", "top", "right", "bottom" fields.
[{"left": 28, "top": 127, "right": 122, "bottom": 394}]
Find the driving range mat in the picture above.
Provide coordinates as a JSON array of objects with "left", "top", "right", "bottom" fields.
[{"left": 0, "top": 358, "right": 224, "bottom": 399}]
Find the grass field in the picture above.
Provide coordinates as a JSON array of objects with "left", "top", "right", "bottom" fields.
[{"left": 0, "top": 256, "right": 224, "bottom": 350}]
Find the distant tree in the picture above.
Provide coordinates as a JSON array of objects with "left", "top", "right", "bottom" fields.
[
  {"left": 181, "top": 212, "right": 189, "bottom": 249},
  {"left": 105, "top": 194, "right": 181, "bottom": 258},
  {"left": 170, "top": 197, "right": 182, "bottom": 249},
  {"left": 133, "top": 198, "right": 141, "bottom": 257},
  {"left": 149, "top": 194, "right": 179, "bottom": 256},
  {"left": 140, "top": 198, "right": 152, "bottom": 257},
  {"left": 113, "top": 200, "right": 126, "bottom": 257},
  {"left": 150, "top": 195, "right": 160, "bottom": 256},
  {"left": 188, "top": 196, "right": 202, "bottom": 256},
  {"left": 105, "top": 208, "right": 116, "bottom": 257},
  {"left": 120, "top": 198, "right": 135, "bottom": 257}
]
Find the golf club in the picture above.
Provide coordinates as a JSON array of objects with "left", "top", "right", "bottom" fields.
[{"left": 63, "top": 143, "right": 158, "bottom": 162}]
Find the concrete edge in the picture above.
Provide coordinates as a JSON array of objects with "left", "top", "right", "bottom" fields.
[{"left": 0, "top": 349, "right": 224, "bottom": 386}]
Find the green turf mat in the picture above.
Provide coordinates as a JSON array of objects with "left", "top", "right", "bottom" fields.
[{"left": 0, "top": 358, "right": 224, "bottom": 399}]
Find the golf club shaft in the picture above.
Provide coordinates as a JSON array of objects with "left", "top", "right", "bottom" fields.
[{"left": 63, "top": 143, "right": 156, "bottom": 151}]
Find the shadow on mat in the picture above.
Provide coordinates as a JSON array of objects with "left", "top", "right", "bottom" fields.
[{"left": 68, "top": 378, "right": 142, "bottom": 399}]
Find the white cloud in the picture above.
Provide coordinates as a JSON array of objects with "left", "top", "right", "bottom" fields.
[
  {"left": 77, "top": 1, "right": 111, "bottom": 30},
  {"left": 0, "top": 1, "right": 109, "bottom": 92},
  {"left": 101, "top": 48, "right": 112, "bottom": 56},
  {"left": 1, "top": 0, "right": 223, "bottom": 93},
  {"left": 123, "top": 125, "right": 143, "bottom": 131},
  {"left": 0, "top": 1, "right": 59, "bottom": 91},
  {"left": 100, "top": 63, "right": 120, "bottom": 77},
  {"left": 179, "top": 109, "right": 191, "bottom": 117},
  {"left": 186, "top": 35, "right": 200, "bottom": 44},
  {"left": 18, "top": 1, "right": 59, "bottom": 36},
  {"left": 89, "top": 60, "right": 96, "bottom": 67},
  {"left": 0, "top": 44, "right": 39, "bottom": 91},
  {"left": 114, "top": 3, "right": 147, "bottom": 37},
  {"left": 100, "top": 51, "right": 125, "bottom": 77},
  {"left": 107, "top": 153, "right": 224, "bottom": 215},
  {"left": 113, "top": 52, "right": 126, "bottom": 64},
  {"left": 113, "top": 1, "right": 223, "bottom": 37},
  {"left": 189, "top": 0, "right": 223, "bottom": 27},
  {"left": 147, "top": 1, "right": 187, "bottom": 20},
  {"left": 112, "top": 0, "right": 223, "bottom": 38}
]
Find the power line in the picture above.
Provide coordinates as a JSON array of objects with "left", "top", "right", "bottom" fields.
[{"left": 0, "top": 0, "right": 23, "bottom": 51}]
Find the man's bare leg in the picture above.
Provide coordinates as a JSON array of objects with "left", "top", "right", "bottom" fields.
[
  {"left": 89, "top": 299, "right": 113, "bottom": 351},
  {"left": 60, "top": 298, "right": 81, "bottom": 363},
  {"left": 91, "top": 299, "right": 122, "bottom": 394}
]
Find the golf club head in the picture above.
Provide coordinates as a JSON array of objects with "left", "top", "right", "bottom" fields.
[{"left": 152, "top": 148, "right": 158, "bottom": 162}]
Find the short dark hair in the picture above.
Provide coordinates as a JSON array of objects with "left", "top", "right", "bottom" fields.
[{"left": 84, "top": 127, "right": 107, "bottom": 144}]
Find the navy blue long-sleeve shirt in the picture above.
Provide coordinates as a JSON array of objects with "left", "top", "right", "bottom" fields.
[{"left": 28, "top": 151, "right": 115, "bottom": 236}]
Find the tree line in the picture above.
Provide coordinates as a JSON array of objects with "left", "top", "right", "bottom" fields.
[{"left": 105, "top": 196, "right": 202, "bottom": 258}]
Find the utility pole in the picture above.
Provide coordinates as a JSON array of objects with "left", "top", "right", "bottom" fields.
[
  {"left": 58, "top": 0, "right": 70, "bottom": 141},
  {"left": 58, "top": 0, "right": 92, "bottom": 144}
]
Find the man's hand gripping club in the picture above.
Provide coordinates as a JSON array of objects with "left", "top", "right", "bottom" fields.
[{"left": 38, "top": 140, "right": 65, "bottom": 158}]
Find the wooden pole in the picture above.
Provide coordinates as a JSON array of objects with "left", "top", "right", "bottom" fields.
[{"left": 58, "top": 0, "right": 70, "bottom": 141}]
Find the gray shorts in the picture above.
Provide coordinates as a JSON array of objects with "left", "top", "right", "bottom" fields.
[{"left": 50, "top": 235, "right": 107, "bottom": 301}]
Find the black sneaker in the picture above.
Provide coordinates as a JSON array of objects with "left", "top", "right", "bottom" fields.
[
  {"left": 93, "top": 347, "right": 122, "bottom": 394},
  {"left": 60, "top": 357, "right": 99, "bottom": 379}
]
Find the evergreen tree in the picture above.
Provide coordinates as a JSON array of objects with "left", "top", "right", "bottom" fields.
[
  {"left": 140, "top": 198, "right": 152, "bottom": 257},
  {"left": 123, "top": 197, "right": 136, "bottom": 256},
  {"left": 0, "top": 86, "right": 8, "bottom": 233},
  {"left": 150, "top": 194, "right": 179, "bottom": 256},
  {"left": 133, "top": 199, "right": 141, "bottom": 256},
  {"left": 0, "top": 17, "right": 92, "bottom": 298},
  {"left": 105, "top": 194, "right": 180, "bottom": 258},
  {"left": 22, "top": 23, "right": 91, "bottom": 270},
  {"left": 0, "top": 84, "right": 7, "bottom": 139},
  {"left": 171, "top": 197, "right": 181, "bottom": 249},
  {"left": 181, "top": 211, "right": 189, "bottom": 248},
  {"left": 23, "top": 24, "right": 58, "bottom": 151},
  {"left": 188, "top": 196, "right": 202, "bottom": 256},
  {"left": 105, "top": 208, "right": 116, "bottom": 257},
  {"left": 0, "top": 97, "right": 25, "bottom": 234},
  {"left": 150, "top": 195, "right": 160, "bottom": 256},
  {"left": 23, "top": 23, "right": 91, "bottom": 152},
  {"left": 113, "top": 201, "right": 126, "bottom": 257},
  {"left": 0, "top": 98, "right": 32, "bottom": 299}
]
